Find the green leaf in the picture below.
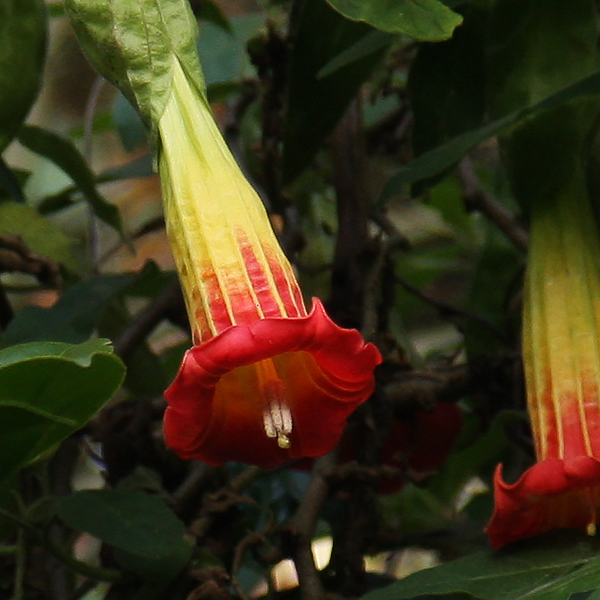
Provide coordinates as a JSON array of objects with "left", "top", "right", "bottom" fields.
[
  {"left": 99, "top": 300, "right": 168, "bottom": 396},
  {"left": 2, "top": 266, "right": 158, "bottom": 345},
  {"left": 64, "top": 0, "right": 205, "bottom": 139},
  {"left": 408, "top": 7, "right": 486, "bottom": 158},
  {"left": 0, "top": 339, "right": 124, "bottom": 480},
  {"left": 0, "top": 201, "right": 82, "bottom": 274},
  {"left": 324, "top": 0, "right": 463, "bottom": 42},
  {"left": 112, "top": 93, "right": 147, "bottom": 153},
  {"left": 58, "top": 489, "right": 192, "bottom": 581},
  {"left": 0, "top": 157, "right": 26, "bottom": 203},
  {"left": 362, "top": 532, "right": 600, "bottom": 600},
  {"left": 97, "top": 155, "right": 154, "bottom": 183},
  {"left": 0, "top": 0, "right": 46, "bottom": 152},
  {"left": 196, "top": 0, "right": 231, "bottom": 33},
  {"left": 317, "top": 30, "right": 394, "bottom": 79},
  {"left": 17, "top": 126, "right": 124, "bottom": 234},
  {"left": 487, "top": 0, "right": 598, "bottom": 118},
  {"left": 282, "top": 0, "right": 387, "bottom": 184},
  {"left": 379, "top": 70, "right": 600, "bottom": 203},
  {"left": 197, "top": 15, "right": 264, "bottom": 87},
  {"left": 429, "top": 410, "right": 524, "bottom": 506},
  {"left": 486, "top": 0, "right": 600, "bottom": 214}
]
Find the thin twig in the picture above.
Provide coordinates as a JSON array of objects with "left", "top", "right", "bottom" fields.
[
  {"left": 288, "top": 451, "right": 337, "bottom": 600},
  {"left": 458, "top": 157, "right": 528, "bottom": 252},
  {"left": 14, "top": 528, "right": 26, "bottom": 600},
  {"left": 67, "top": 579, "right": 98, "bottom": 600},
  {"left": 329, "top": 101, "right": 373, "bottom": 326},
  {"left": 0, "top": 281, "right": 14, "bottom": 331},
  {"left": 113, "top": 277, "right": 183, "bottom": 360},
  {"left": 393, "top": 272, "right": 508, "bottom": 342},
  {"left": 362, "top": 234, "right": 406, "bottom": 339},
  {"left": 83, "top": 76, "right": 106, "bottom": 271},
  {"left": 231, "top": 531, "right": 266, "bottom": 600},
  {"left": 189, "top": 466, "right": 265, "bottom": 539},
  {"left": 0, "top": 235, "right": 61, "bottom": 285}
]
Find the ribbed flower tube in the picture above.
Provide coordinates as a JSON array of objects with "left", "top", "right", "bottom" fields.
[
  {"left": 486, "top": 173, "right": 600, "bottom": 548},
  {"left": 158, "top": 59, "right": 381, "bottom": 468}
]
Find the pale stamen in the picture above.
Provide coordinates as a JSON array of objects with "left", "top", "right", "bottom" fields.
[{"left": 257, "top": 359, "right": 293, "bottom": 449}]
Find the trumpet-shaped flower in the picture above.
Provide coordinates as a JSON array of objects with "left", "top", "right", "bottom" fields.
[
  {"left": 486, "top": 175, "right": 600, "bottom": 548},
  {"left": 158, "top": 60, "right": 381, "bottom": 468}
]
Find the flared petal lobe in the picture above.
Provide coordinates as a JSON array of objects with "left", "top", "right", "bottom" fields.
[
  {"left": 164, "top": 299, "right": 382, "bottom": 468},
  {"left": 487, "top": 459, "right": 600, "bottom": 548}
]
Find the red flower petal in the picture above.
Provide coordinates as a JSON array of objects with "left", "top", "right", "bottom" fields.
[
  {"left": 163, "top": 298, "right": 382, "bottom": 468},
  {"left": 486, "top": 457, "right": 600, "bottom": 548},
  {"left": 378, "top": 402, "right": 462, "bottom": 493}
]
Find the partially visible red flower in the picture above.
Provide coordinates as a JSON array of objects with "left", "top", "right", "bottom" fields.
[
  {"left": 486, "top": 178, "right": 600, "bottom": 548},
  {"left": 378, "top": 402, "right": 462, "bottom": 493},
  {"left": 295, "top": 402, "right": 462, "bottom": 491},
  {"left": 158, "top": 59, "right": 381, "bottom": 468}
]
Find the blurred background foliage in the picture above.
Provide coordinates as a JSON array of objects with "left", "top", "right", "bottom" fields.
[{"left": 1, "top": 0, "right": 600, "bottom": 599}]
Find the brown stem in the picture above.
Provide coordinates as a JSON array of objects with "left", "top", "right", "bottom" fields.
[
  {"left": 329, "top": 101, "right": 373, "bottom": 327},
  {"left": 287, "top": 451, "right": 337, "bottom": 600},
  {"left": 393, "top": 272, "right": 508, "bottom": 342},
  {"left": 189, "top": 466, "right": 265, "bottom": 539},
  {"left": 113, "top": 277, "right": 183, "bottom": 360},
  {"left": 458, "top": 157, "right": 528, "bottom": 252}
]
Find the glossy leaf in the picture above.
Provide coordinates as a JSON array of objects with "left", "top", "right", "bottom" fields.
[
  {"left": 58, "top": 489, "right": 192, "bottom": 581},
  {"left": 317, "top": 30, "right": 394, "bottom": 78},
  {"left": 0, "top": 339, "right": 124, "bottom": 481},
  {"left": 324, "top": 0, "right": 462, "bottom": 41},
  {"left": 0, "top": 0, "right": 46, "bottom": 152},
  {"left": 17, "top": 126, "right": 124, "bottom": 234},
  {"left": 64, "top": 0, "right": 205, "bottom": 139},
  {"left": 363, "top": 532, "right": 600, "bottom": 600},
  {"left": 282, "top": 0, "right": 387, "bottom": 184}
]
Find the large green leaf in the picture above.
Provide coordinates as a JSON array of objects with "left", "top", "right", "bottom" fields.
[
  {"left": 0, "top": 339, "right": 124, "bottom": 480},
  {"left": 379, "top": 70, "right": 600, "bottom": 204},
  {"left": 17, "top": 126, "right": 124, "bottom": 234},
  {"left": 0, "top": 0, "right": 46, "bottom": 152},
  {"left": 363, "top": 532, "right": 600, "bottom": 600},
  {"left": 487, "top": 0, "right": 597, "bottom": 118},
  {"left": 64, "top": 0, "right": 205, "bottom": 139},
  {"left": 486, "top": 0, "right": 599, "bottom": 214},
  {"left": 58, "top": 489, "right": 192, "bottom": 581},
  {"left": 324, "top": 0, "right": 462, "bottom": 41},
  {"left": 408, "top": 6, "right": 486, "bottom": 159},
  {"left": 282, "top": 0, "right": 388, "bottom": 184}
]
